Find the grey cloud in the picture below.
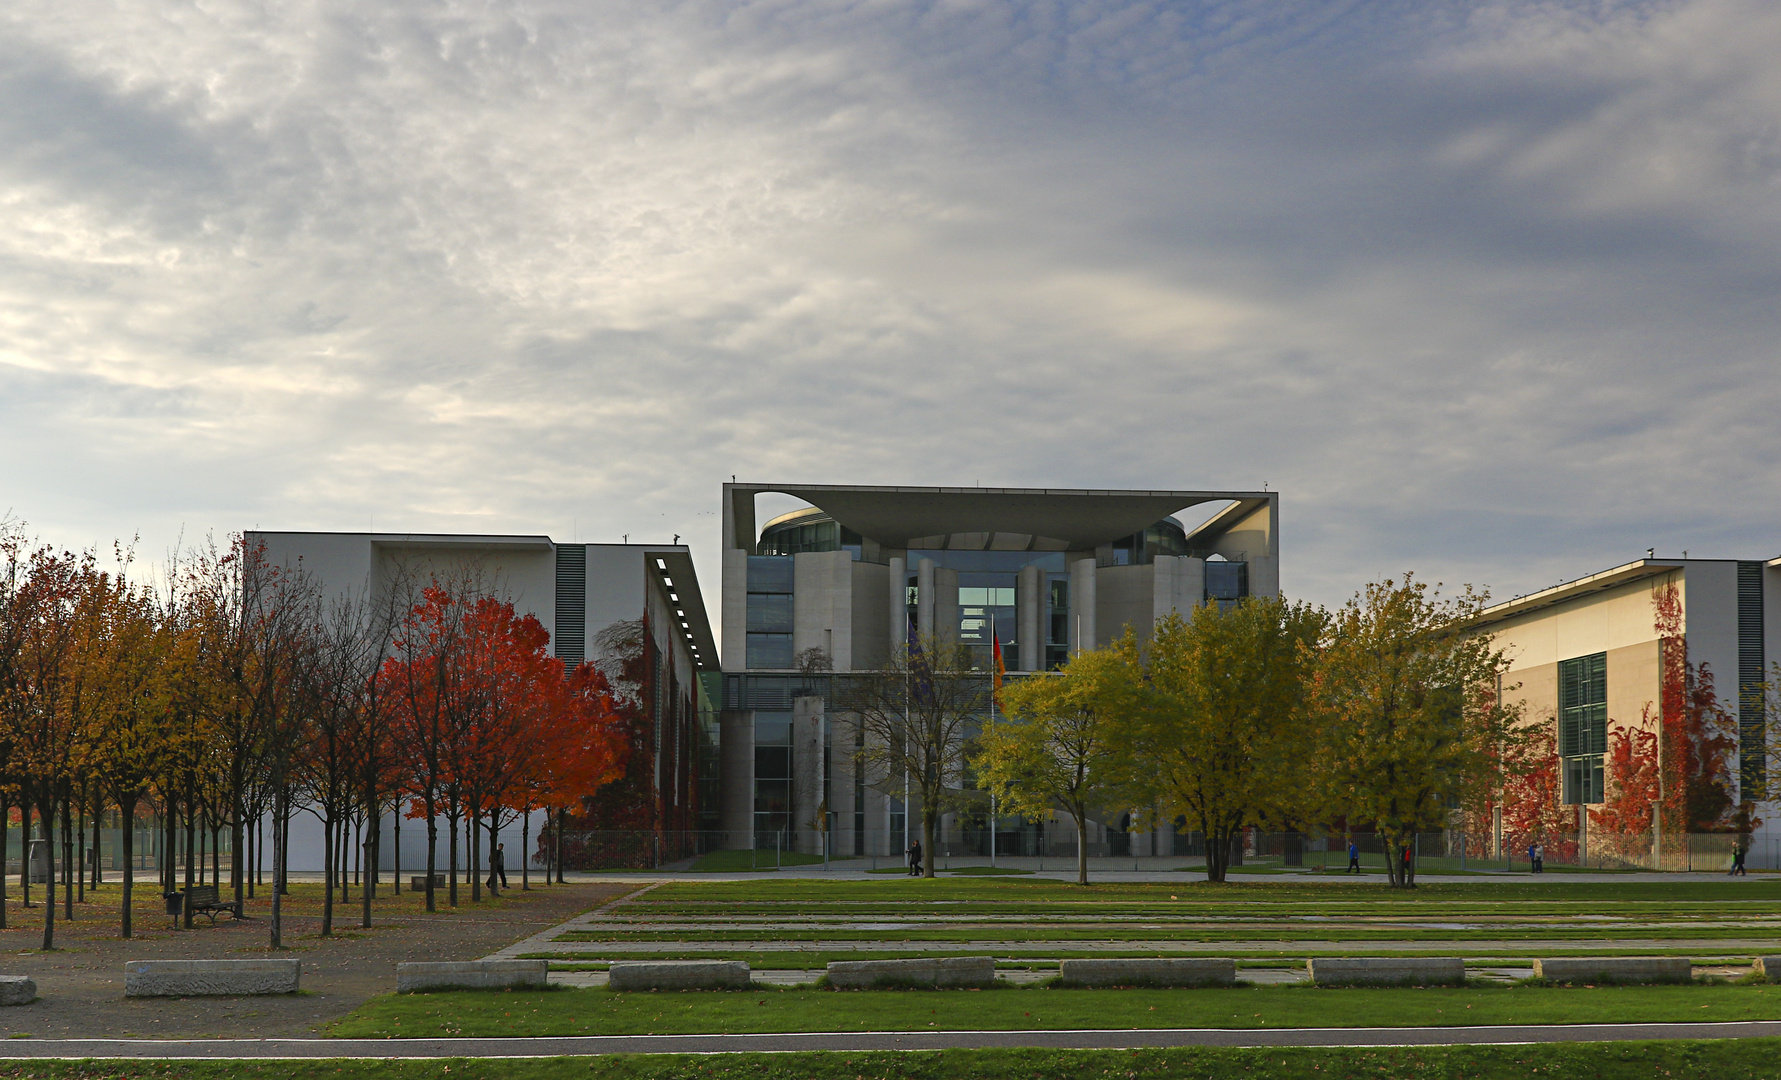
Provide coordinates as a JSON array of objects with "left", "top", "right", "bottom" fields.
[{"left": 0, "top": 0, "right": 1777, "bottom": 613}]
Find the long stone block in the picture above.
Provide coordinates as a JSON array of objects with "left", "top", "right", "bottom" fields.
[
  {"left": 1753, "top": 958, "right": 1781, "bottom": 979},
  {"left": 0, "top": 976, "right": 36, "bottom": 1006},
  {"left": 125, "top": 959, "right": 300, "bottom": 997},
  {"left": 1534, "top": 958, "right": 1692, "bottom": 985},
  {"left": 1058, "top": 958, "right": 1235, "bottom": 987},
  {"left": 397, "top": 960, "right": 549, "bottom": 993},
  {"left": 607, "top": 961, "right": 752, "bottom": 991},
  {"left": 826, "top": 956, "right": 995, "bottom": 989},
  {"left": 1308, "top": 957, "right": 1465, "bottom": 986}
]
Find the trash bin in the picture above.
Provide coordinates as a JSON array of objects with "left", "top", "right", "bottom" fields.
[{"left": 164, "top": 892, "right": 183, "bottom": 917}]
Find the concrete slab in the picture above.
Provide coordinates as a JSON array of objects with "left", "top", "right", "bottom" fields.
[
  {"left": 124, "top": 960, "right": 300, "bottom": 997},
  {"left": 0, "top": 976, "right": 36, "bottom": 1006},
  {"left": 397, "top": 960, "right": 548, "bottom": 993},
  {"left": 1059, "top": 958, "right": 1235, "bottom": 987},
  {"left": 1534, "top": 958, "right": 1692, "bottom": 984},
  {"left": 826, "top": 956, "right": 995, "bottom": 989},
  {"left": 1308, "top": 958, "right": 1464, "bottom": 986},
  {"left": 607, "top": 961, "right": 752, "bottom": 991}
]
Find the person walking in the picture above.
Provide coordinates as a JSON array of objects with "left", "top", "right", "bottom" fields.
[
  {"left": 1730, "top": 841, "right": 1747, "bottom": 876},
  {"left": 488, "top": 843, "right": 507, "bottom": 896},
  {"left": 1532, "top": 842, "right": 1544, "bottom": 874},
  {"left": 1346, "top": 839, "right": 1361, "bottom": 874},
  {"left": 907, "top": 839, "right": 923, "bottom": 877}
]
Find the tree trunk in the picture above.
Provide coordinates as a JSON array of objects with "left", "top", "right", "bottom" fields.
[
  {"left": 120, "top": 796, "right": 137, "bottom": 938},
  {"left": 270, "top": 791, "right": 285, "bottom": 949},
  {"left": 1075, "top": 814, "right": 1088, "bottom": 886},
  {"left": 1203, "top": 820, "right": 1229, "bottom": 884},
  {"left": 469, "top": 806, "right": 482, "bottom": 902},
  {"left": 362, "top": 798, "right": 376, "bottom": 930},
  {"left": 921, "top": 808, "right": 937, "bottom": 879},
  {"left": 424, "top": 805, "right": 438, "bottom": 913},
  {"left": 447, "top": 808, "right": 459, "bottom": 907},
  {"left": 0, "top": 796, "right": 9, "bottom": 930},
  {"left": 232, "top": 796, "right": 246, "bottom": 908},
  {"left": 62, "top": 797, "right": 74, "bottom": 920},
  {"left": 321, "top": 812, "right": 334, "bottom": 937},
  {"left": 182, "top": 794, "right": 196, "bottom": 930},
  {"left": 521, "top": 807, "right": 530, "bottom": 891},
  {"left": 40, "top": 795, "right": 56, "bottom": 951},
  {"left": 75, "top": 791, "right": 86, "bottom": 903}
]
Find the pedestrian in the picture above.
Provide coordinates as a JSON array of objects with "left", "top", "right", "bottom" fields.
[
  {"left": 488, "top": 843, "right": 507, "bottom": 896},
  {"left": 1730, "top": 841, "right": 1747, "bottom": 876},
  {"left": 908, "top": 838, "right": 923, "bottom": 877},
  {"left": 1532, "top": 842, "right": 1544, "bottom": 874},
  {"left": 1346, "top": 839, "right": 1360, "bottom": 874}
]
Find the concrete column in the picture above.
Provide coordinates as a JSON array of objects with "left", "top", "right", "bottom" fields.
[
  {"left": 888, "top": 555, "right": 907, "bottom": 650},
  {"left": 916, "top": 558, "right": 936, "bottom": 642},
  {"left": 719, "top": 711, "right": 755, "bottom": 848},
  {"left": 1018, "top": 564, "right": 1042, "bottom": 671},
  {"left": 830, "top": 722, "right": 856, "bottom": 856},
  {"left": 792, "top": 695, "right": 825, "bottom": 855},
  {"left": 1069, "top": 558, "right": 1096, "bottom": 654},
  {"left": 934, "top": 568, "right": 959, "bottom": 644},
  {"left": 721, "top": 548, "right": 748, "bottom": 671}
]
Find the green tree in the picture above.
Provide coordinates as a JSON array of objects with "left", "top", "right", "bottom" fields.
[
  {"left": 977, "top": 648, "right": 1126, "bottom": 885},
  {"left": 1110, "top": 597, "right": 1326, "bottom": 883},
  {"left": 1313, "top": 576, "right": 1519, "bottom": 888}
]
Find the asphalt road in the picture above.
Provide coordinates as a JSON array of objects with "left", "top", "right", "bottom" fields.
[{"left": 4, "top": 1021, "right": 1781, "bottom": 1058}]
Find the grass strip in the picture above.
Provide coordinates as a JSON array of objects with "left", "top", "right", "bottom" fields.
[
  {"left": 4, "top": 1043, "right": 1781, "bottom": 1080},
  {"left": 525, "top": 947, "right": 1763, "bottom": 966},
  {"left": 330, "top": 982, "right": 1781, "bottom": 1038}
]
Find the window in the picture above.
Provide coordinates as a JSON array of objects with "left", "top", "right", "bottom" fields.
[
  {"left": 1559, "top": 651, "right": 1607, "bottom": 804},
  {"left": 754, "top": 715, "right": 793, "bottom": 845},
  {"left": 746, "top": 555, "right": 795, "bottom": 669}
]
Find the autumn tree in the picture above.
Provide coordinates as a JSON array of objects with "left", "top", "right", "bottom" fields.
[
  {"left": 977, "top": 647, "right": 1127, "bottom": 885},
  {"left": 1115, "top": 598, "right": 1325, "bottom": 883},
  {"left": 1313, "top": 576, "right": 1520, "bottom": 888},
  {"left": 843, "top": 633, "right": 987, "bottom": 879}
]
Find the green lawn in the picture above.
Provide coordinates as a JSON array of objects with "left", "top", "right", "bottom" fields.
[
  {"left": 330, "top": 982, "right": 1781, "bottom": 1038},
  {"left": 526, "top": 947, "right": 1760, "bottom": 967},
  {"left": 689, "top": 850, "right": 858, "bottom": 872},
  {"left": 6, "top": 1044, "right": 1781, "bottom": 1080}
]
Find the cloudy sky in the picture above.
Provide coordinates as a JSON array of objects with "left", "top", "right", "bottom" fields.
[{"left": 3, "top": 0, "right": 1778, "bottom": 613}]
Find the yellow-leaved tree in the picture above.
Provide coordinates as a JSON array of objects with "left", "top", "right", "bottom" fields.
[
  {"left": 1110, "top": 597, "right": 1326, "bottom": 883},
  {"left": 1312, "top": 576, "right": 1519, "bottom": 888},
  {"left": 977, "top": 648, "right": 1126, "bottom": 885}
]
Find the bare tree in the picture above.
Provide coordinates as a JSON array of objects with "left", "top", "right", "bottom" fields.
[{"left": 842, "top": 634, "right": 987, "bottom": 879}]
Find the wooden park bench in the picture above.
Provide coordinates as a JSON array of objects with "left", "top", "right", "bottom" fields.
[{"left": 183, "top": 884, "right": 243, "bottom": 923}]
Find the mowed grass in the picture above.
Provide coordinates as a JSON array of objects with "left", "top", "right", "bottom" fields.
[
  {"left": 329, "top": 982, "right": 1781, "bottom": 1038},
  {"left": 10, "top": 1044, "right": 1781, "bottom": 1080}
]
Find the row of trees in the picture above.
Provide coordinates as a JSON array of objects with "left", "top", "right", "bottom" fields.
[
  {"left": 0, "top": 525, "right": 630, "bottom": 949},
  {"left": 863, "top": 575, "right": 1754, "bottom": 889}
]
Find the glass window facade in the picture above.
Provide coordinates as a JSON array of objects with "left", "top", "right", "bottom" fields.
[
  {"left": 746, "top": 555, "right": 795, "bottom": 669},
  {"left": 754, "top": 714, "right": 793, "bottom": 844},
  {"left": 1559, "top": 651, "right": 1607, "bottom": 804},
  {"left": 1205, "top": 560, "right": 1248, "bottom": 611}
]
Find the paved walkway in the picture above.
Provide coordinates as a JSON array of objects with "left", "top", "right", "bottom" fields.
[{"left": 6, "top": 1021, "right": 1781, "bottom": 1058}]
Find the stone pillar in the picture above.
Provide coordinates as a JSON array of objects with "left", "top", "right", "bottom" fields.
[
  {"left": 1018, "top": 564, "right": 1042, "bottom": 671},
  {"left": 934, "top": 568, "right": 959, "bottom": 645},
  {"left": 916, "top": 558, "right": 936, "bottom": 641},
  {"left": 1069, "top": 558, "right": 1096, "bottom": 655},
  {"left": 721, "top": 547, "right": 749, "bottom": 671},
  {"left": 719, "top": 711, "right": 755, "bottom": 848},
  {"left": 792, "top": 695, "right": 825, "bottom": 856},
  {"left": 888, "top": 555, "right": 907, "bottom": 651}
]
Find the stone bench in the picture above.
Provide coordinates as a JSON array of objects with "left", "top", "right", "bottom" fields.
[
  {"left": 1058, "top": 958, "right": 1235, "bottom": 987},
  {"left": 826, "top": 956, "right": 995, "bottom": 989},
  {"left": 125, "top": 959, "right": 300, "bottom": 997},
  {"left": 397, "top": 960, "right": 549, "bottom": 993},
  {"left": 1534, "top": 958, "right": 1692, "bottom": 985},
  {"left": 0, "top": 976, "right": 36, "bottom": 1006},
  {"left": 1752, "top": 958, "right": 1781, "bottom": 980},
  {"left": 1308, "top": 958, "right": 1465, "bottom": 987},
  {"left": 410, "top": 875, "right": 447, "bottom": 890},
  {"left": 607, "top": 961, "right": 752, "bottom": 991}
]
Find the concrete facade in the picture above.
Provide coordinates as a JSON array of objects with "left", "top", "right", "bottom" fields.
[
  {"left": 716, "top": 483, "right": 1281, "bottom": 854},
  {"left": 1472, "top": 554, "right": 1781, "bottom": 860},
  {"left": 198, "top": 531, "right": 724, "bottom": 874}
]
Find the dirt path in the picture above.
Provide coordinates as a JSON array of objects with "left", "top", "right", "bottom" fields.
[{"left": 0, "top": 879, "right": 635, "bottom": 1038}]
